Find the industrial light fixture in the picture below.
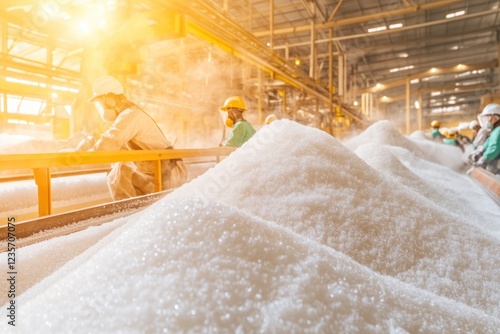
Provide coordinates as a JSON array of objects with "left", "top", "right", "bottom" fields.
[
  {"left": 446, "top": 10, "right": 465, "bottom": 19},
  {"left": 461, "top": 80, "right": 483, "bottom": 86},
  {"left": 367, "top": 23, "right": 402, "bottom": 33},
  {"left": 389, "top": 65, "right": 414, "bottom": 73},
  {"left": 389, "top": 23, "right": 403, "bottom": 29},
  {"left": 367, "top": 26, "right": 387, "bottom": 33}
]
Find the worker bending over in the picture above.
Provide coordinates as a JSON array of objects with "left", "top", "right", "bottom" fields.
[
  {"left": 76, "top": 75, "right": 187, "bottom": 200},
  {"left": 470, "top": 103, "right": 500, "bottom": 174}
]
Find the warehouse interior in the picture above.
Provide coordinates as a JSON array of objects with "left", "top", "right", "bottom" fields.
[
  {"left": 1, "top": 2, "right": 500, "bottom": 332},
  {"left": 1, "top": 0, "right": 500, "bottom": 146}
]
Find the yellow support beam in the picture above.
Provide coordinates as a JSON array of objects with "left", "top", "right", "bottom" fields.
[
  {"left": 33, "top": 168, "right": 52, "bottom": 216},
  {"left": 154, "top": 159, "right": 162, "bottom": 192},
  {"left": 0, "top": 148, "right": 235, "bottom": 170},
  {"left": 0, "top": 147, "right": 235, "bottom": 217}
]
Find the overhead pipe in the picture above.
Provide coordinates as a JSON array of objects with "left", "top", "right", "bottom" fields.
[
  {"left": 253, "top": 0, "right": 465, "bottom": 37},
  {"left": 190, "top": 21, "right": 363, "bottom": 122},
  {"left": 156, "top": 0, "right": 365, "bottom": 123},
  {"left": 328, "top": 0, "right": 344, "bottom": 22},
  {"left": 322, "top": 8, "right": 500, "bottom": 43},
  {"left": 268, "top": 8, "right": 500, "bottom": 50}
]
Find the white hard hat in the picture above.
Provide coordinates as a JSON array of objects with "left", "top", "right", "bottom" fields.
[
  {"left": 469, "top": 120, "right": 479, "bottom": 129},
  {"left": 447, "top": 127, "right": 458, "bottom": 135},
  {"left": 480, "top": 103, "right": 500, "bottom": 116},
  {"left": 265, "top": 113, "right": 278, "bottom": 124},
  {"left": 89, "top": 75, "right": 124, "bottom": 101}
]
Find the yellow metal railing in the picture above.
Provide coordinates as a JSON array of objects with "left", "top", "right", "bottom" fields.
[{"left": 0, "top": 147, "right": 235, "bottom": 217}]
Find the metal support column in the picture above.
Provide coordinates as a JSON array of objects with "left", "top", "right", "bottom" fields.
[
  {"left": 309, "top": 4, "right": 316, "bottom": 79},
  {"left": 154, "top": 159, "right": 162, "bottom": 192},
  {"left": 269, "top": 0, "right": 274, "bottom": 50},
  {"left": 258, "top": 68, "right": 263, "bottom": 124},
  {"left": 406, "top": 78, "right": 411, "bottom": 134},
  {"left": 1, "top": 22, "right": 7, "bottom": 113},
  {"left": 497, "top": 29, "right": 500, "bottom": 91},
  {"left": 418, "top": 94, "right": 423, "bottom": 130},
  {"left": 282, "top": 89, "right": 286, "bottom": 116},
  {"left": 33, "top": 168, "right": 52, "bottom": 217},
  {"left": 338, "top": 54, "right": 345, "bottom": 97},
  {"left": 329, "top": 28, "right": 333, "bottom": 115}
]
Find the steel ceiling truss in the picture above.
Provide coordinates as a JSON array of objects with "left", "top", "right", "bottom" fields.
[{"left": 154, "top": 0, "right": 365, "bottom": 124}]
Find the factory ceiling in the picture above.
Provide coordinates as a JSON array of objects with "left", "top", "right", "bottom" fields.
[{"left": 1, "top": 0, "right": 500, "bottom": 133}]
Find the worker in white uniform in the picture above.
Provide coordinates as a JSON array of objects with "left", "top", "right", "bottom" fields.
[{"left": 79, "top": 75, "right": 187, "bottom": 200}]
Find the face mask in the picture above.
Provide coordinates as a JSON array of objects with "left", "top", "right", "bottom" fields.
[
  {"left": 225, "top": 116, "right": 234, "bottom": 127},
  {"left": 93, "top": 100, "right": 117, "bottom": 122},
  {"left": 485, "top": 121, "right": 494, "bottom": 130},
  {"left": 219, "top": 110, "right": 233, "bottom": 127}
]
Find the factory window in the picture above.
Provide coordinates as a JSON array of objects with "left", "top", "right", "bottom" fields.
[{"left": 6, "top": 95, "right": 45, "bottom": 115}]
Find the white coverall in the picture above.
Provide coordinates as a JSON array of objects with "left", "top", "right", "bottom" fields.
[{"left": 90, "top": 105, "right": 187, "bottom": 200}]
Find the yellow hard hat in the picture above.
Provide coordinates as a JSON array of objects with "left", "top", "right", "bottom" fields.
[
  {"left": 220, "top": 96, "right": 247, "bottom": 111},
  {"left": 431, "top": 120, "right": 440, "bottom": 128}
]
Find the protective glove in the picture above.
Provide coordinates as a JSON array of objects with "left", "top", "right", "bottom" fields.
[
  {"left": 468, "top": 150, "right": 483, "bottom": 164},
  {"left": 75, "top": 136, "right": 96, "bottom": 152},
  {"left": 474, "top": 156, "right": 487, "bottom": 168}
]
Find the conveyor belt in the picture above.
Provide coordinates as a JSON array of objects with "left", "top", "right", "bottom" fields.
[
  {"left": 0, "top": 190, "right": 172, "bottom": 250},
  {"left": 467, "top": 167, "right": 500, "bottom": 206}
]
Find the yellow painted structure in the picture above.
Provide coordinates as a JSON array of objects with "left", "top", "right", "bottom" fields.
[{"left": 0, "top": 147, "right": 235, "bottom": 218}]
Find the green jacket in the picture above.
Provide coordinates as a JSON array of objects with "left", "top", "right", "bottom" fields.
[
  {"left": 430, "top": 128, "right": 444, "bottom": 138},
  {"left": 482, "top": 125, "right": 500, "bottom": 161},
  {"left": 443, "top": 138, "right": 459, "bottom": 146},
  {"left": 225, "top": 120, "right": 256, "bottom": 147}
]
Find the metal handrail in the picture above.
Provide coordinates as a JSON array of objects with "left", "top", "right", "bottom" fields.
[
  {"left": 0, "top": 167, "right": 111, "bottom": 183},
  {"left": 0, "top": 147, "right": 235, "bottom": 217}
]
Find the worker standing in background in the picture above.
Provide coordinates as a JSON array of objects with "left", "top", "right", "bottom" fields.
[
  {"left": 456, "top": 128, "right": 471, "bottom": 147},
  {"left": 469, "top": 119, "right": 489, "bottom": 149},
  {"left": 219, "top": 96, "right": 256, "bottom": 147},
  {"left": 71, "top": 75, "right": 188, "bottom": 200},
  {"left": 472, "top": 103, "right": 500, "bottom": 174},
  {"left": 430, "top": 120, "right": 444, "bottom": 141},
  {"left": 443, "top": 127, "right": 461, "bottom": 149},
  {"left": 264, "top": 113, "right": 278, "bottom": 125}
]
